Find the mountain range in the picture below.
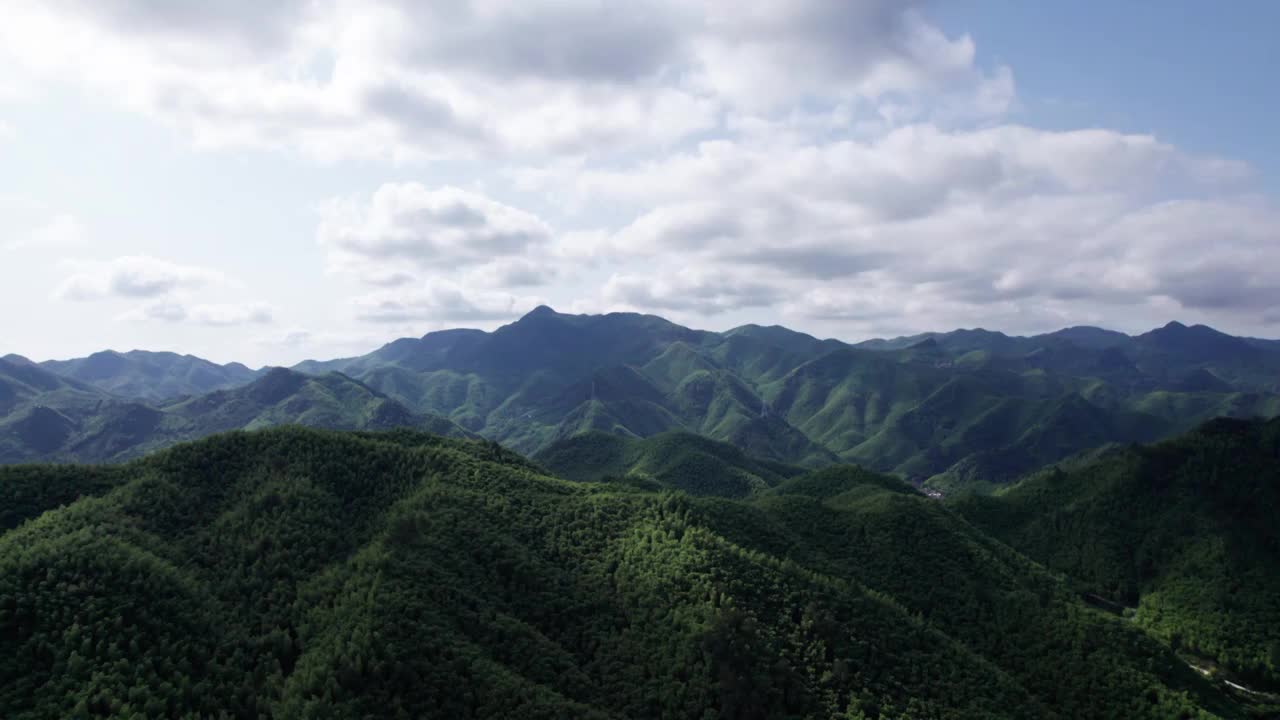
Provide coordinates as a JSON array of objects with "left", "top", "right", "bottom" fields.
[
  {"left": 3, "top": 305, "right": 1279, "bottom": 716},
  {"left": 0, "top": 358, "right": 469, "bottom": 463},
  {"left": 6, "top": 308, "right": 1276, "bottom": 491}
]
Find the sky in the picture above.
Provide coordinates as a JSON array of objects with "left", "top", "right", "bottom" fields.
[{"left": 1, "top": 1, "right": 1278, "bottom": 367}]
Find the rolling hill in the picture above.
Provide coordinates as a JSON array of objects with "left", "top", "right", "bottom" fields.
[
  {"left": 535, "top": 430, "right": 804, "bottom": 497},
  {"left": 0, "top": 362, "right": 469, "bottom": 463},
  {"left": 953, "top": 417, "right": 1280, "bottom": 691},
  {"left": 0, "top": 426, "right": 1253, "bottom": 718},
  {"left": 39, "top": 349, "right": 260, "bottom": 402}
]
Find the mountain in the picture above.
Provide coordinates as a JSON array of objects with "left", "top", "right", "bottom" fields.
[
  {"left": 1041, "top": 325, "right": 1133, "bottom": 349},
  {"left": 953, "top": 417, "right": 1280, "bottom": 692},
  {"left": 1128, "top": 322, "right": 1279, "bottom": 390},
  {"left": 856, "top": 321, "right": 1280, "bottom": 395},
  {"left": 0, "top": 426, "right": 1251, "bottom": 718},
  {"left": 0, "top": 357, "right": 120, "bottom": 461},
  {"left": 0, "top": 363, "right": 470, "bottom": 463},
  {"left": 534, "top": 430, "right": 804, "bottom": 497},
  {"left": 290, "top": 308, "right": 836, "bottom": 468},
  {"left": 39, "top": 349, "right": 260, "bottom": 402},
  {"left": 281, "top": 308, "right": 1278, "bottom": 485},
  {"left": 10, "top": 309, "right": 1280, "bottom": 486}
]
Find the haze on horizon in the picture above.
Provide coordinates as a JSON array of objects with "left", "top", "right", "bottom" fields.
[{"left": 2, "top": 1, "right": 1279, "bottom": 367}]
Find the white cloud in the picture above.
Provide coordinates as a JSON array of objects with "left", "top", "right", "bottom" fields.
[
  {"left": 319, "top": 183, "right": 555, "bottom": 280},
  {"left": 535, "top": 123, "right": 1276, "bottom": 332},
  {"left": 136, "top": 301, "right": 187, "bottom": 323},
  {"left": 462, "top": 258, "right": 560, "bottom": 288},
  {"left": 4, "top": 0, "right": 1279, "bottom": 342},
  {"left": 686, "top": 4, "right": 1007, "bottom": 113},
  {"left": 188, "top": 302, "right": 275, "bottom": 326},
  {"left": 351, "top": 280, "right": 544, "bottom": 323},
  {"left": 119, "top": 300, "right": 275, "bottom": 326},
  {"left": 317, "top": 183, "right": 569, "bottom": 316},
  {"left": 0, "top": 0, "right": 1004, "bottom": 161},
  {"left": 4, "top": 213, "right": 86, "bottom": 250},
  {"left": 604, "top": 267, "right": 784, "bottom": 315},
  {"left": 55, "top": 255, "right": 223, "bottom": 300}
]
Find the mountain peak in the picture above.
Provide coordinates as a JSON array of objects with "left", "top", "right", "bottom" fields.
[
  {"left": 522, "top": 304, "right": 559, "bottom": 319},
  {"left": 245, "top": 366, "right": 308, "bottom": 405},
  {"left": 907, "top": 337, "right": 941, "bottom": 350},
  {"left": 1146, "top": 320, "right": 1232, "bottom": 340}
]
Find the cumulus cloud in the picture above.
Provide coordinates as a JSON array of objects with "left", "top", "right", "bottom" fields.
[
  {"left": 462, "top": 258, "right": 560, "bottom": 288},
  {"left": 604, "top": 268, "right": 784, "bottom": 315},
  {"left": 351, "top": 280, "right": 544, "bottom": 323},
  {"left": 136, "top": 301, "right": 187, "bottom": 322},
  {"left": 6, "top": 0, "right": 1279, "bottom": 339},
  {"left": 4, "top": 213, "right": 86, "bottom": 250},
  {"left": 55, "top": 255, "right": 223, "bottom": 300},
  {"left": 0, "top": 0, "right": 1005, "bottom": 160},
  {"left": 319, "top": 183, "right": 554, "bottom": 280},
  {"left": 687, "top": 3, "right": 1006, "bottom": 113},
  {"left": 532, "top": 123, "right": 1276, "bottom": 332},
  {"left": 121, "top": 300, "right": 275, "bottom": 326},
  {"left": 188, "top": 302, "right": 275, "bottom": 326},
  {"left": 317, "top": 183, "right": 568, "bottom": 325}
]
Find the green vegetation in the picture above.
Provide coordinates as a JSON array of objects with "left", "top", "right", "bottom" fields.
[
  {"left": 953, "top": 417, "right": 1280, "bottom": 700},
  {"left": 0, "top": 426, "right": 1251, "bottom": 718},
  {"left": 11, "top": 310, "right": 1280, "bottom": 490},
  {"left": 287, "top": 309, "right": 1280, "bottom": 488},
  {"left": 535, "top": 430, "right": 804, "bottom": 497},
  {"left": 0, "top": 363, "right": 470, "bottom": 463},
  {"left": 39, "top": 349, "right": 259, "bottom": 402}
]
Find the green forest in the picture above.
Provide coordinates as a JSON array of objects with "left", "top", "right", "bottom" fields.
[
  {"left": 7, "top": 310, "right": 1280, "bottom": 488},
  {"left": 5, "top": 311, "right": 1280, "bottom": 717},
  {"left": 2, "top": 424, "right": 1275, "bottom": 718},
  {"left": 954, "top": 417, "right": 1280, "bottom": 692}
]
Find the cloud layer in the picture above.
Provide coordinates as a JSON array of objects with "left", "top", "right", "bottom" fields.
[
  {"left": 55, "top": 255, "right": 223, "bottom": 301},
  {"left": 8, "top": 0, "right": 1280, "bottom": 352},
  {"left": 0, "top": 0, "right": 1006, "bottom": 160},
  {"left": 55, "top": 255, "right": 277, "bottom": 328}
]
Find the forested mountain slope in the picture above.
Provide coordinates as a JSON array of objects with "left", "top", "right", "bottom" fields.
[
  {"left": 0, "top": 362, "right": 469, "bottom": 463},
  {"left": 953, "top": 417, "right": 1280, "bottom": 691},
  {"left": 0, "top": 427, "right": 1248, "bottom": 718},
  {"left": 39, "top": 349, "right": 259, "bottom": 402},
  {"left": 535, "top": 430, "right": 804, "bottom": 497},
  {"left": 12, "top": 309, "right": 1280, "bottom": 487},
  {"left": 285, "top": 308, "right": 1280, "bottom": 488}
]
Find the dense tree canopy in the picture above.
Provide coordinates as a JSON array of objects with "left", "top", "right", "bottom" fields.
[
  {"left": 0, "top": 426, "right": 1263, "bottom": 718},
  {"left": 954, "top": 417, "right": 1280, "bottom": 697}
]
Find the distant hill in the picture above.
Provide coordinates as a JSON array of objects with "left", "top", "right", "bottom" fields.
[
  {"left": 535, "top": 430, "right": 804, "bottom": 497},
  {"left": 40, "top": 349, "right": 259, "bottom": 402},
  {"left": 289, "top": 307, "right": 838, "bottom": 467},
  {"left": 0, "top": 426, "right": 1250, "bottom": 718},
  {"left": 10, "top": 309, "right": 1280, "bottom": 486},
  {"left": 278, "top": 309, "right": 1280, "bottom": 484},
  {"left": 953, "top": 417, "right": 1280, "bottom": 689},
  {"left": 0, "top": 363, "right": 469, "bottom": 463}
]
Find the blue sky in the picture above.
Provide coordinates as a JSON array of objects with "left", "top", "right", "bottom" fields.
[
  {"left": 1, "top": 1, "right": 1277, "bottom": 366},
  {"left": 933, "top": 1, "right": 1280, "bottom": 192}
]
